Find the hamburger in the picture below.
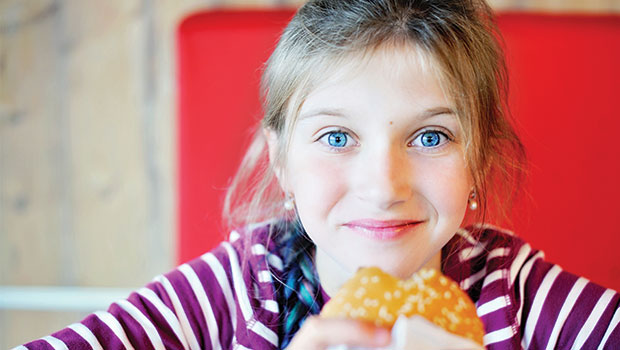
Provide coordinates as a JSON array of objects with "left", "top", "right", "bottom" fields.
[{"left": 321, "top": 267, "right": 485, "bottom": 346}]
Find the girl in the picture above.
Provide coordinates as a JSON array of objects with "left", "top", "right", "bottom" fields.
[{"left": 17, "top": 0, "right": 620, "bottom": 349}]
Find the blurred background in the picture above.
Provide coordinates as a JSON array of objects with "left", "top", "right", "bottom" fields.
[{"left": 1, "top": 0, "right": 619, "bottom": 347}]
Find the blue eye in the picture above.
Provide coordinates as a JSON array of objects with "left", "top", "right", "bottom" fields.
[
  {"left": 412, "top": 130, "right": 451, "bottom": 149},
  {"left": 420, "top": 131, "right": 441, "bottom": 147},
  {"left": 327, "top": 132, "right": 348, "bottom": 148}
]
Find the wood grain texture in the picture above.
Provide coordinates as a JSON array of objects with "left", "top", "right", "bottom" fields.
[{"left": 1, "top": 0, "right": 67, "bottom": 287}]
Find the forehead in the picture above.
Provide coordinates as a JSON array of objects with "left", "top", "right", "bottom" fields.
[{"left": 297, "top": 43, "right": 452, "bottom": 116}]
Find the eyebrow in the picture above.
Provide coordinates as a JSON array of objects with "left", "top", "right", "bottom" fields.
[
  {"left": 298, "top": 106, "right": 455, "bottom": 121},
  {"left": 298, "top": 108, "right": 348, "bottom": 121}
]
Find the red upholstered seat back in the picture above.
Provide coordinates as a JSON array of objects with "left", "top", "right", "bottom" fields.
[{"left": 177, "top": 10, "right": 620, "bottom": 291}]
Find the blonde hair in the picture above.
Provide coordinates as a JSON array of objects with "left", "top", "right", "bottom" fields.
[{"left": 223, "top": 0, "right": 526, "bottom": 232}]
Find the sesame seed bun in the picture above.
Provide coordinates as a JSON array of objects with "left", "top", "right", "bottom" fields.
[{"left": 320, "top": 267, "right": 485, "bottom": 345}]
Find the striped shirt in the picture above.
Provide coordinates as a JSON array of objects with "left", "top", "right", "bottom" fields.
[{"left": 15, "top": 223, "right": 620, "bottom": 349}]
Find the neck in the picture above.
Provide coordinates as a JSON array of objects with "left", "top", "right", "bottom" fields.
[
  {"left": 422, "top": 251, "right": 442, "bottom": 271},
  {"left": 315, "top": 247, "right": 352, "bottom": 298},
  {"left": 315, "top": 249, "right": 443, "bottom": 298}
]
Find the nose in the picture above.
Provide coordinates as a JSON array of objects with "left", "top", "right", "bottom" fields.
[{"left": 352, "top": 143, "right": 413, "bottom": 209}]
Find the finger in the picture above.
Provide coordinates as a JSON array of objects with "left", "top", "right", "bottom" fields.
[{"left": 290, "top": 316, "right": 391, "bottom": 349}]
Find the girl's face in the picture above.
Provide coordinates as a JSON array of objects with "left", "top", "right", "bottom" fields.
[{"left": 277, "top": 44, "right": 473, "bottom": 293}]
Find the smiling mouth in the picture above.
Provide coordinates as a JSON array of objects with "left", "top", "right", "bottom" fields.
[{"left": 343, "top": 220, "right": 423, "bottom": 240}]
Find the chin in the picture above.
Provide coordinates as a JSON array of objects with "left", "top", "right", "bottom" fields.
[{"left": 350, "top": 257, "right": 422, "bottom": 280}]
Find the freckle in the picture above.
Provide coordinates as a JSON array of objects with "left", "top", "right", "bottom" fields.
[{"left": 389, "top": 121, "right": 393, "bottom": 125}]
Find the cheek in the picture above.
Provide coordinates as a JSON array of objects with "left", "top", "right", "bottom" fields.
[
  {"left": 286, "top": 152, "right": 347, "bottom": 222},
  {"left": 420, "top": 156, "right": 471, "bottom": 224}
]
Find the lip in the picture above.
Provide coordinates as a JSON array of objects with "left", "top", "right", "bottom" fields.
[{"left": 343, "top": 219, "right": 423, "bottom": 240}]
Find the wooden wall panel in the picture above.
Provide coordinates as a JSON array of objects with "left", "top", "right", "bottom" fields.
[
  {"left": 63, "top": 0, "right": 153, "bottom": 287},
  {"left": 0, "top": 0, "right": 66, "bottom": 287},
  {"left": 1, "top": 0, "right": 618, "bottom": 348}
]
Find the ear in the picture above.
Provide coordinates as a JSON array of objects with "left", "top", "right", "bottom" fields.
[{"left": 263, "top": 127, "right": 285, "bottom": 187}]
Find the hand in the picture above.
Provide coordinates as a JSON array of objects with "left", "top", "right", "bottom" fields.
[{"left": 285, "top": 315, "right": 392, "bottom": 350}]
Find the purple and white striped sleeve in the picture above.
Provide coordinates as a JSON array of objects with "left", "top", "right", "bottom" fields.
[
  {"left": 517, "top": 253, "right": 620, "bottom": 349},
  {"left": 14, "top": 245, "right": 239, "bottom": 350},
  {"left": 14, "top": 282, "right": 198, "bottom": 349}
]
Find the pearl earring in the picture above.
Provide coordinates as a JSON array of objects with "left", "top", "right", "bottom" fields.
[
  {"left": 468, "top": 190, "right": 478, "bottom": 211},
  {"left": 284, "top": 195, "right": 295, "bottom": 211}
]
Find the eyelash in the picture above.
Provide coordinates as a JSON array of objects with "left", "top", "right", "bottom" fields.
[{"left": 316, "top": 128, "right": 454, "bottom": 152}]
